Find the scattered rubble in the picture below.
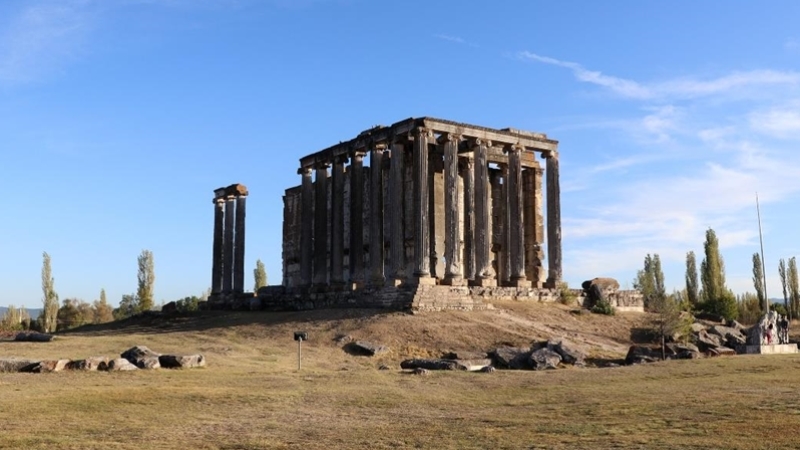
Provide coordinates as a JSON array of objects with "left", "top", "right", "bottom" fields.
[{"left": 0, "top": 346, "right": 205, "bottom": 374}]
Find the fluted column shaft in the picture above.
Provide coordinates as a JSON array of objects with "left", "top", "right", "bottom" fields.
[
  {"left": 472, "top": 139, "right": 495, "bottom": 285},
  {"left": 460, "top": 157, "right": 475, "bottom": 281},
  {"left": 299, "top": 167, "right": 314, "bottom": 286},
  {"left": 330, "top": 156, "right": 346, "bottom": 286},
  {"left": 389, "top": 142, "right": 405, "bottom": 281},
  {"left": 546, "top": 151, "right": 562, "bottom": 287},
  {"left": 523, "top": 167, "right": 545, "bottom": 286},
  {"left": 505, "top": 145, "right": 527, "bottom": 285},
  {"left": 313, "top": 164, "right": 329, "bottom": 286},
  {"left": 443, "top": 134, "right": 463, "bottom": 284},
  {"left": 349, "top": 151, "right": 366, "bottom": 285},
  {"left": 413, "top": 128, "right": 432, "bottom": 279},
  {"left": 369, "top": 145, "right": 386, "bottom": 285},
  {"left": 233, "top": 195, "right": 247, "bottom": 292},
  {"left": 223, "top": 196, "right": 236, "bottom": 293},
  {"left": 211, "top": 198, "right": 225, "bottom": 294}
]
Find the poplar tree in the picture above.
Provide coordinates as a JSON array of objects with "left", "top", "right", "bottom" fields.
[
  {"left": 789, "top": 257, "right": 800, "bottom": 320},
  {"left": 634, "top": 254, "right": 665, "bottom": 309},
  {"left": 752, "top": 253, "right": 766, "bottom": 311},
  {"left": 685, "top": 251, "right": 699, "bottom": 307},
  {"left": 136, "top": 250, "right": 155, "bottom": 312},
  {"left": 779, "top": 259, "right": 789, "bottom": 319},
  {"left": 93, "top": 288, "right": 114, "bottom": 324},
  {"left": 699, "top": 228, "right": 737, "bottom": 320},
  {"left": 41, "top": 252, "right": 59, "bottom": 333},
  {"left": 254, "top": 259, "right": 268, "bottom": 291}
]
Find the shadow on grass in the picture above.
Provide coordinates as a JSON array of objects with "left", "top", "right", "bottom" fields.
[{"left": 56, "top": 308, "right": 402, "bottom": 337}]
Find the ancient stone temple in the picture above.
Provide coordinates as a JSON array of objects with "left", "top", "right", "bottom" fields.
[
  {"left": 208, "top": 183, "right": 249, "bottom": 307},
  {"left": 267, "top": 117, "right": 561, "bottom": 311}
]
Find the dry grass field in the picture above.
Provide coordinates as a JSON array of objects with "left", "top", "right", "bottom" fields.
[{"left": 2, "top": 301, "right": 800, "bottom": 449}]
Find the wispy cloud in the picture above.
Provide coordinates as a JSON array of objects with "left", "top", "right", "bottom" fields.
[
  {"left": 517, "top": 51, "right": 800, "bottom": 101},
  {"left": 434, "top": 34, "right": 466, "bottom": 45},
  {"left": 0, "top": 1, "right": 94, "bottom": 86},
  {"left": 749, "top": 106, "right": 800, "bottom": 139}
]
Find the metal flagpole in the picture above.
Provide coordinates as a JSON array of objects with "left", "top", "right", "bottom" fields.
[{"left": 757, "top": 193, "right": 769, "bottom": 313}]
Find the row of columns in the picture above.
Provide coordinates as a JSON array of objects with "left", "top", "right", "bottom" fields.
[
  {"left": 297, "top": 127, "right": 561, "bottom": 289},
  {"left": 211, "top": 184, "right": 248, "bottom": 295}
]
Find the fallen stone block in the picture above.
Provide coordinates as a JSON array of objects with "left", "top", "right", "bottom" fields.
[
  {"left": 452, "top": 359, "right": 493, "bottom": 371},
  {"left": 490, "top": 347, "right": 532, "bottom": 369},
  {"left": 14, "top": 332, "right": 55, "bottom": 342},
  {"left": 349, "top": 341, "right": 388, "bottom": 356},
  {"left": 105, "top": 358, "right": 138, "bottom": 371},
  {"left": 546, "top": 339, "right": 586, "bottom": 367},
  {"left": 67, "top": 357, "right": 109, "bottom": 371},
  {"left": 0, "top": 358, "right": 39, "bottom": 373},
  {"left": 25, "top": 359, "right": 71, "bottom": 373},
  {"left": 530, "top": 348, "right": 561, "bottom": 370},
  {"left": 401, "top": 359, "right": 459, "bottom": 371},
  {"left": 625, "top": 345, "right": 659, "bottom": 365},
  {"left": 158, "top": 354, "right": 206, "bottom": 369},
  {"left": 121, "top": 345, "right": 162, "bottom": 369}
]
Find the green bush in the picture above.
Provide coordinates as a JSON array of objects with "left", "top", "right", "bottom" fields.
[
  {"left": 558, "top": 282, "right": 578, "bottom": 306},
  {"left": 591, "top": 299, "right": 615, "bottom": 316}
]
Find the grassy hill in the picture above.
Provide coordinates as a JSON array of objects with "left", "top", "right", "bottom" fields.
[{"left": 1, "top": 302, "right": 799, "bottom": 449}]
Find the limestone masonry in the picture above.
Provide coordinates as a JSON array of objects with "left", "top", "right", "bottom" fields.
[{"left": 208, "top": 117, "right": 642, "bottom": 312}]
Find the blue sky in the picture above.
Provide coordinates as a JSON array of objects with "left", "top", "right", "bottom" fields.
[{"left": 2, "top": 0, "right": 800, "bottom": 308}]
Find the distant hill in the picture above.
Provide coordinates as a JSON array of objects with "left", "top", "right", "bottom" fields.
[{"left": 0, "top": 307, "right": 42, "bottom": 320}]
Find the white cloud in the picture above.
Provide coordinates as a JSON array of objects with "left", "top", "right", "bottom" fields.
[
  {"left": 434, "top": 34, "right": 466, "bottom": 45},
  {"left": 749, "top": 107, "right": 800, "bottom": 139},
  {"left": 518, "top": 51, "right": 800, "bottom": 101}
]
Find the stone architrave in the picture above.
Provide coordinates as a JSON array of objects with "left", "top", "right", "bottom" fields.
[
  {"left": 412, "top": 128, "right": 433, "bottom": 282},
  {"left": 389, "top": 141, "right": 405, "bottom": 282},
  {"left": 299, "top": 166, "right": 314, "bottom": 287},
  {"left": 442, "top": 133, "right": 464, "bottom": 285},
  {"left": 472, "top": 139, "right": 496, "bottom": 286},
  {"left": 460, "top": 156, "right": 475, "bottom": 281},
  {"left": 349, "top": 151, "right": 366, "bottom": 286},
  {"left": 330, "top": 155, "right": 347, "bottom": 286},
  {"left": 505, "top": 145, "right": 529, "bottom": 287},
  {"left": 211, "top": 194, "right": 226, "bottom": 294},
  {"left": 313, "top": 163, "right": 330, "bottom": 286},
  {"left": 233, "top": 194, "right": 247, "bottom": 293},
  {"left": 223, "top": 195, "right": 236, "bottom": 293},
  {"left": 369, "top": 144, "right": 386, "bottom": 285},
  {"left": 545, "top": 151, "right": 562, "bottom": 287}
]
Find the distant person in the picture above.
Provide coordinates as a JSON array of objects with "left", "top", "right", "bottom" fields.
[
  {"left": 780, "top": 316, "right": 789, "bottom": 344},
  {"left": 765, "top": 323, "right": 775, "bottom": 345}
]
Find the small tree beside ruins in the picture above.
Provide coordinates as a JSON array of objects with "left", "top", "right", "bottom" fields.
[
  {"left": 40, "top": 252, "right": 59, "bottom": 333},
  {"left": 650, "top": 292, "right": 692, "bottom": 359},
  {"left": 685, "top": 251, "right": 699, "bottom": 308},
  {"left": 752, "top": 253, "right": 766, "bottom": 311},
  {"left": 93, "top": 288, "right": 114, "bottom": 324},
  {"left": 136, "top": 250, "right": 156, "bottom": 313},
  {"left": 634, "top": 254, "right": 666, "bottom": 310},
  {"left": 254, "top": 259, "right": 268, "bottom": 291}
]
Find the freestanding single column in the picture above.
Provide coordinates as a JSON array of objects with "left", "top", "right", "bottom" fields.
[
  {"left": 223, "top": 195, "right": 236, "bottom": 293},
  {"left": 460, "top": 156, "right": 475, "bottom": 281},
  {"left": 505, "top": 145, "right": 529, "bottom": 287},
  {"left": 313, "top": 163, "right": 330, "bottom": 286},
  {"left": 349, "top": 151, "right": 366, "bottom": 287},
  {"left": 211, "top": 194, "right": 226, "bottom": 295},
  {"left": 442, "top": 133, "right": 464, "bottom": 285},
  {"left": 389, "top": 141, "right": 405, "bottom": 283},
  {"left": 471, "top": 139, "right": 496, "bottom": 286},
  {"left": 233, "top": 194, "right": 247, "bottom": 293},
  {"left": 330, "top": 155, "right": 347, "bottom": 287},
  {"left": 299, "top": 166, "right": 314, "bottom": 287},
  {"left": 412, "top": 127, "right": 434, "bottom": 283},
  {"left": 369, "top": 144, "right": 386, "bottom": 285},
  {"left": 545, "top": 151, "right": 562, "bottom": 288}
]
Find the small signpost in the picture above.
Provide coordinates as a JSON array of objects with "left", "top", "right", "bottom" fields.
[{"left": 294, "top": 331, "right": 308, "bottom": 371}]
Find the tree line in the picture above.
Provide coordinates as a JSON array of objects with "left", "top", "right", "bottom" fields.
[{"left": 1, "top": 250, "right": 270, "bottom": 333}]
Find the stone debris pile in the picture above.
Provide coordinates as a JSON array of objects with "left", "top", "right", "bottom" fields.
[{"left": 0, "top": 345, "right": 205, "bottom": 373}]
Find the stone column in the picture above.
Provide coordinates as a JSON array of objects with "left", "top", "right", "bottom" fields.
[
  {"left": 442, "top": 133, "right": 464, "bottom": 285},
  {"left": 313, "top": 163, "right": 330, "bottom": 286},
  {"left": 223, "top": 195, "right": 236, "bottom": 293},
  {"left": 349, "top": 151, "right": 366, "bottom": 287},
  {"left": 460, "top": 156, "right": 475, "bottom": 281},
  {"left": 412, "top": 127, "right": 434, "bottom": 283},
  {"left": 299, "top": 166, "right": 314, "bottom": 287},
  {"left": 471, "top": 139, "right": 496, "bottom": 286},
  {"left": 211, "top": 195, "right": 225, "bottom": 295},
  {"left": 389, "top": 141, "right": 405, "bottom": 284},
  {"left": 369, "top": 144, "right": 386, "bottom": 285},
  {"left": 330, "top": 155, "right": 347, "bottom": 287},
  {"left": 497, "top": 165, "right": 509, "bottom": 285},
  {"left": 505, "top": 145, "right": 529, "bottom": 287},
  {"left": 524, "top": 166, "right": 546, "bottom": 287},
  {"left": 545, "top": 151, "right": 562, "bottom": 288},
  {"left": 233, "top": 194, "right": 247, "bottom": 293}
]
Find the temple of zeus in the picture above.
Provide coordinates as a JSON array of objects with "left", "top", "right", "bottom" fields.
[{"left": 281, "top": 117, "right": 561, "bottom": 292}]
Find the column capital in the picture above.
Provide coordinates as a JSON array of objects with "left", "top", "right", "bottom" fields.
[
  {"left": 350, "top": 149, "right": 368, "bottom": 160},
  {"left": 503, "top": 143, "right": 525, "bottom": 154},
  {"left": 541, "top": 150, "right": 559, "bottom": 160},
  {"left": 369, "top": 142, "right": 388, "bottom": 152},
  {"left": 412, "top": 127, "right": 434, "bottom": 140},
  {"left": 298, "top": 165, "right": 313, "bottom": 176},
  {"left": 438, "top": 133, "right": 462, "bottom": 144},
  {"left": 469, "top": 138, "right": 492, "bottom": 148},
  {"left": 333, "top": 154, "right": 349, "bottom": 165},
  {"left": 313, "top": 161, "right": 331, "bottom": 170}
]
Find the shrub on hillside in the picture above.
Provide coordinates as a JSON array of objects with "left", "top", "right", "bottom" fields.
[{"left": 591, "top": 299, "right": 615, "bottom": 316}]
